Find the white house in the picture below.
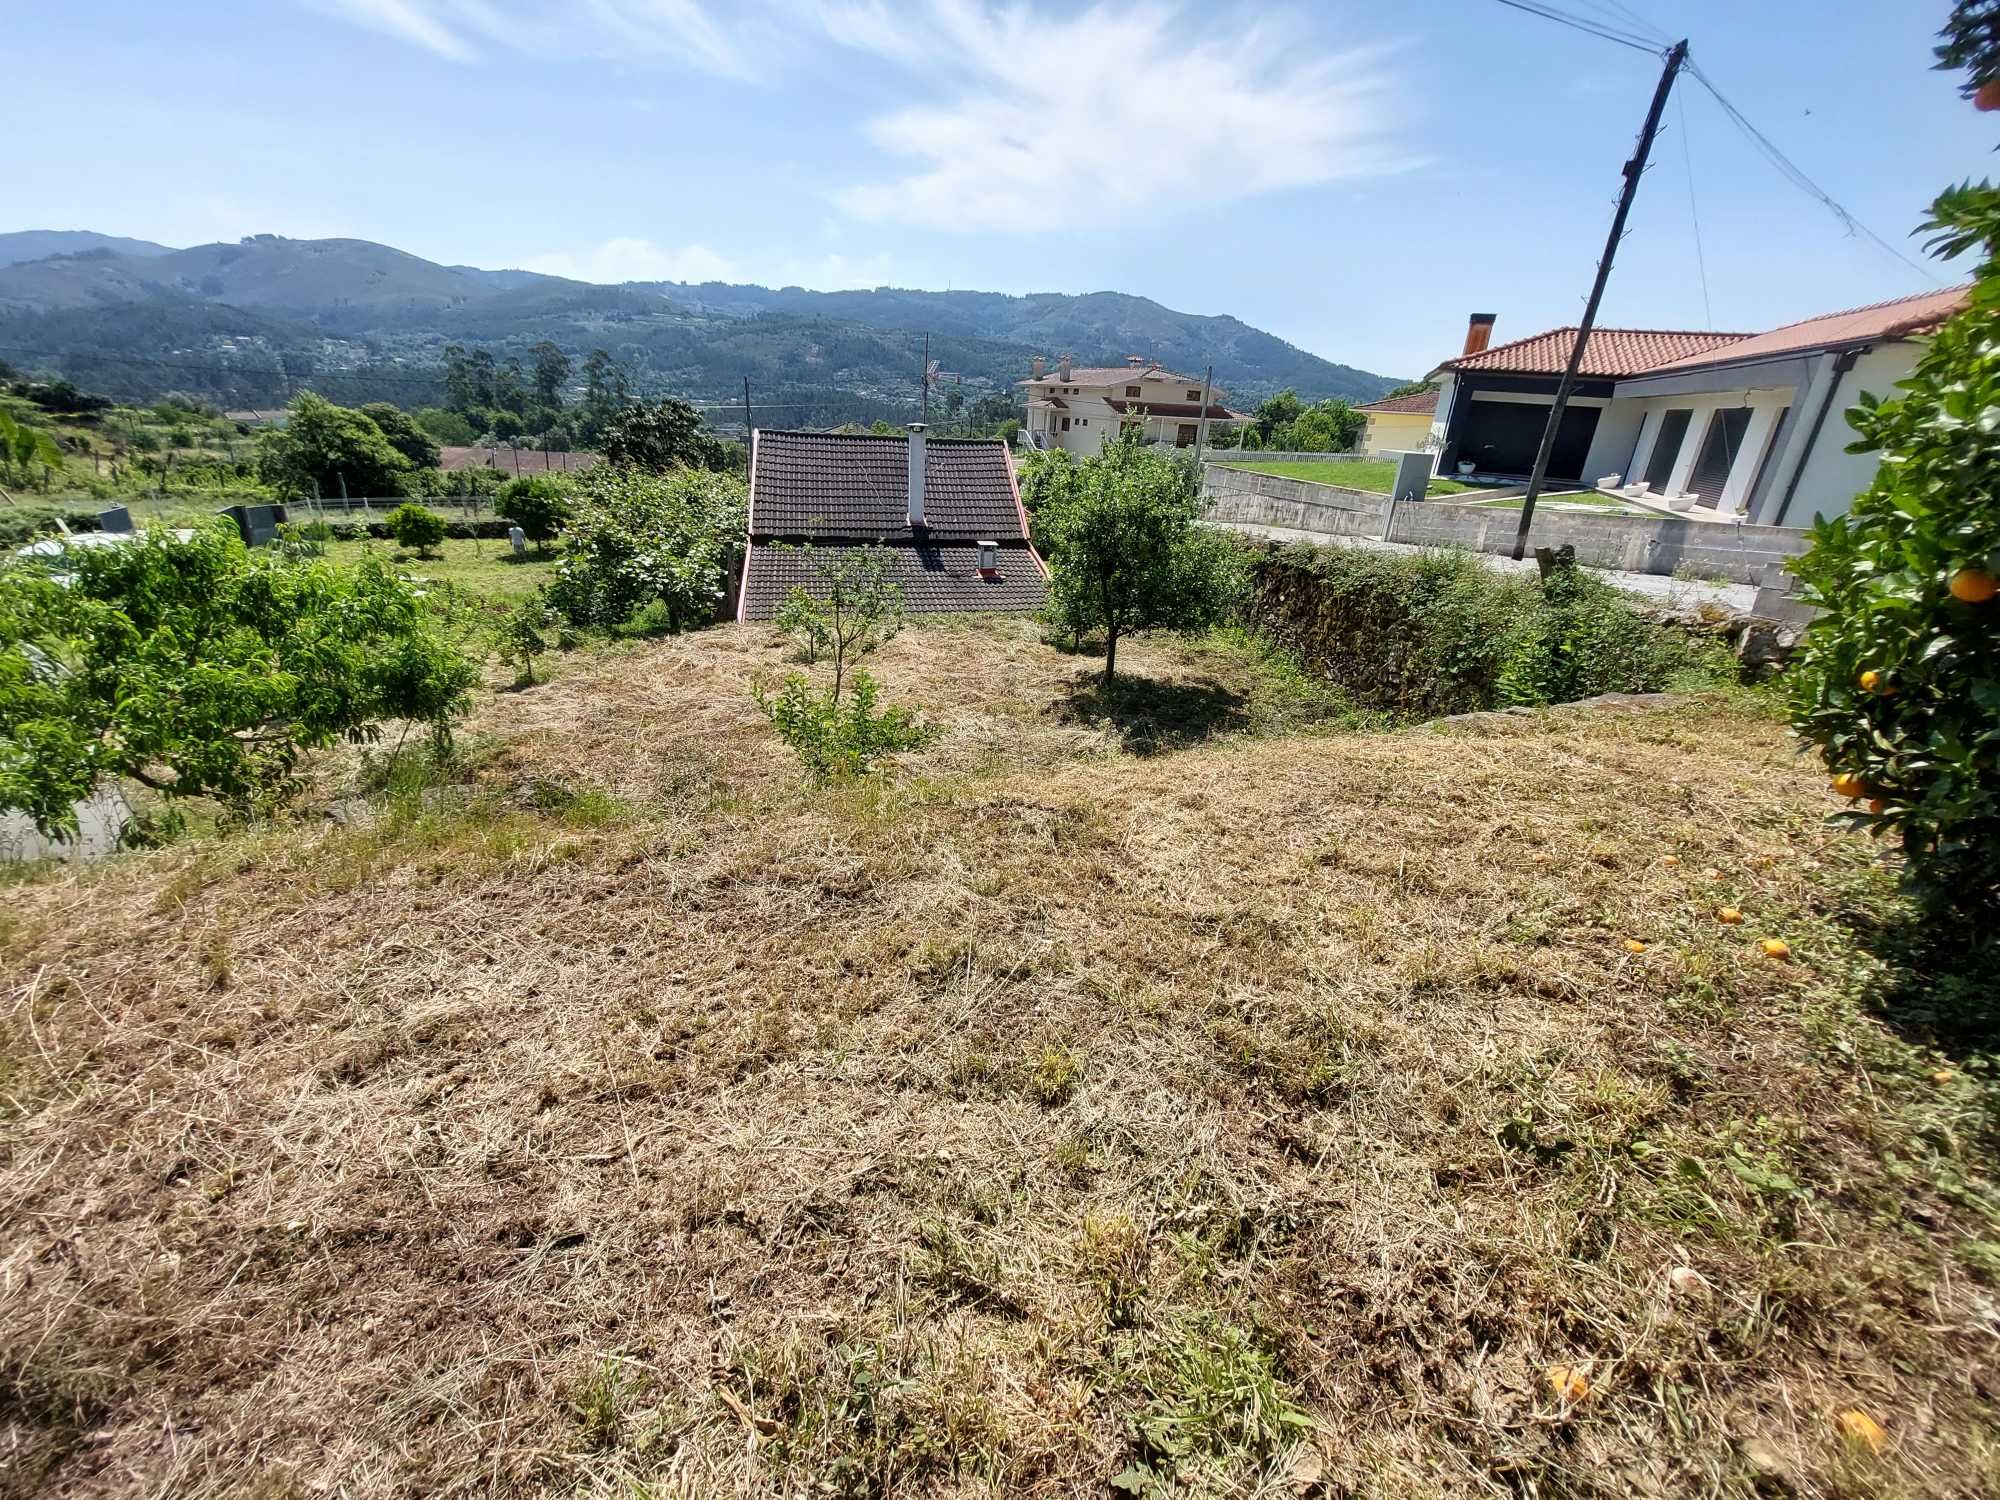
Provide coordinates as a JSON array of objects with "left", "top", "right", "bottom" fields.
[
  {"left": 1424, "top": 286, "right": 1970, "bottom": 525},
  {"left": 1019, "top": 355, "right": 1246, "bottom": 455}
]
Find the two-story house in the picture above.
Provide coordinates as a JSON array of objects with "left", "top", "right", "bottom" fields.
[{"left": 1019, "top": 355, "right": 1246, "bottom": 455}]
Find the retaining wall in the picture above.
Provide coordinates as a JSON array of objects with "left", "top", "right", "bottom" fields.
[{"left": 1203, "top": 466, "right": 1809, "bottom": 585}]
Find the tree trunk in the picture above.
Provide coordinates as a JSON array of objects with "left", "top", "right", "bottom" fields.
[{"left": 1103, "top": 628, "right": 1118, "bottom": 685}]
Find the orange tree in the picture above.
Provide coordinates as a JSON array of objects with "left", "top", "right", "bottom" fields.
[{"left": 1788, "top": 183, "right": 2000, "bottom": 912}]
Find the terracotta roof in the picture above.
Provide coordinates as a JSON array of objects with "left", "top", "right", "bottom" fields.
[
  {"left": 1017, "top": 364, "right": 1204, "bottom": 388},
  {"left": 439, "top": 446, "right": 601, "bottom": 474},
  {"left": 1643, "top": 286, "right": 1972, "bottom": 374},
  {"left": 1101, "top": 399, "right": 1242, "bottom": 420},
  {"left": 748, "top": 430, "right": 1029, "bottom": 542},
  {"left": 1439, "top": 327, "right": 1751, "bottom": 378},
  {"left": 1357, "top": 390, "right": 1438, "bottom": 415},
  {"left": 741, "top": 541, "right": 1047, "bottom": 620}
]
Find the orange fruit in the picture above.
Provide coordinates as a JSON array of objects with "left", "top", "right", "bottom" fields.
[
  {"left": 1859, "top": 670, "right": 1881, "bottom": 692},
  {"left": 1932, "top": 1069, "right": 1954, "bottom": 1084},
  {"left": 1717, "top": 907, "right": 1743, "bottom": 924},
  {"left": 1830, "top": 773, "right": 1866, "bottom": 799},
  {"left": 1835, "top": 1408, "right": 1886, "bottom": 1452},
  {"left": 1661, "top": 854, "right": 1680, "bottom": 868},
  {"left": 1867, "top": 798, "right": 1885, "bottom": 815},
  {"left": 1949, "top": 568, "right": 1998, "bottom": 603},
  {"left": 1546, "top": 1365, "right": 1590, "bottom": 1403},
  {"left": 1624, "top": 939, "right": 1647, "bottom": 954},
  {"left": 1979, "top": 77, "right": 2000, "bottom": 111},
  {"left": 1760, "top": 939, "right": 1791, "bottom": 960}
]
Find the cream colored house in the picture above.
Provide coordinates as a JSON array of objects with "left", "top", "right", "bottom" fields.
[
  {"left": 1019, "top": 355, "right": 1246, "bottom": 455},
  {"left": 1355, "top": 388, "right": 1438, "bottom": 457}
]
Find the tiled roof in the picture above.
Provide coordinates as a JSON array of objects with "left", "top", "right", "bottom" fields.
[
  {"left": 1440, "top": 326, "right": 1751, "bottom": 378},
  {"left": 1101, "top": 399, "right": 1242, "bottom": 420},
  {"left": 439, "top": 446, "right": 602, "bottom": 474},
  {"left": 1018, "top": 364, "right": 1203, "bottom": 388},
  {"left": 1644, "top": 286, "right": 1972, "bottom": 374},
  {"left": 741, "top": 541, "right": 1047, "bottom": 619},
  {"left": 1356, "top": 389, "right": 1438, "bottom": 415},
  {"left": 749, "top": 430, "right": 1028, "bottom": 542}
]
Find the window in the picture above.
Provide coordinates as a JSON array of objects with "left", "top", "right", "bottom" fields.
[
  {"left": 1643, "top": 408, "right": 1693, "bottom": 491},
  {"left": 1187, "top": 389, "right": 1202, "bottom": 401},
  {"left": 1688, "top": 407, "right": 1752, "bottom": 506},
  {"left": 1747, "top": 406, "right": 1792, "bottom": 505},
  {"left": 1125, "top": 385, "right": 1142, "bottom": 397},
  {"left": 1061, "top": 416, "right": 1071, "bottom": 431}
]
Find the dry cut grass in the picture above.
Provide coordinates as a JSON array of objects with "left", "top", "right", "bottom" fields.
[{"left": 1, "top": 617, "right": 1996, "bottom": 1499}]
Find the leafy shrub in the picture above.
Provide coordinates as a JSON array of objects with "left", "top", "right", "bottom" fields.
[
  {"left": 0, "top": 504, "right": 102, "bottom": 547},
  {"left": 494, "top": 475, "right": 570, "bottom": 548},
  {"left": 0, "top": 525, "right": 477, "bottom": 834},
  {"left": 496, "top": 594, "right": 555, "bottom": 685},
  {"left": 388, "top": 502, "right": 448, "bottom": 557},
  {"left": 1242, "top": 543, "right": 1724, "bottom": 718},
  {"left": 754, "top": 669, "right": 936, "bottom": 781},
  {"left": 601, "top": 397, "right": 732, "bottom": 473},
  {"left": 1789, "top": 183, "right": 2000, "bottom": 914},
  {"left": 402, "top": 464, "right": 508, "bottom": 501},
  {"left": 770, "top": 542, "right": 905, "bottom": 685},
  {"left": 544, "top": 465, "right": 746, "bottom": 630},
  {"left": 255, "top": 391, "right": 411, "bottom": 500}
]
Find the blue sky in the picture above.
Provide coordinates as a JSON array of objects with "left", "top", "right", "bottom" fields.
[{"left": 7, "top": 1, "right": 1993, "bottom": 379}]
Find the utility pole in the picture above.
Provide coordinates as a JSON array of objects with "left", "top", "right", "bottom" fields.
[
  {"left": 742, "top": 377, "right": 752, "bottom": 448},
  {"left": 921, "top": 332, "right": 930, "bottom": 423},
  {"left": 1193, "top": 363, "right": 1214, "bottom": 468},
  {"left": 1512, "top": 38, "right": 1688, "bottom": 562}
]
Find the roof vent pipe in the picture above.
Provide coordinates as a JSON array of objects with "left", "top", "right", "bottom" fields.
[
  {"left": 907, "top": 422, "right": 927, "bottom": 528},
  {"left": 1462, "top": 314, "right": 1497, "bottom": 358}
]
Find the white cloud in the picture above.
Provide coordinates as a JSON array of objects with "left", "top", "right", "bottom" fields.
[
  {"left": 308, "top": 0, "right": 758, "bottom": 77},
  {"left": 822, "top": 0, "right": 1419, "bottom": 231},
  {"left": 522, "top": 238, "right": 741, "bottom": 284}
]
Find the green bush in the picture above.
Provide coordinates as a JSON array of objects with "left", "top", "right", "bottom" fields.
[
  {"left": 754, "top": 669, "right": 936, "bottom": 781},
  {"left": 1242, "top": 543, "right": 1725, "bottom": 718},
  {"left": 388, "top": 502, "right": 448, "bottom": 557},
  {"left": 495, "top": 475, "right": 570, "bottom": 548},
  {"left": 0, "top": 504, "right": 102, "bottom": 547},
  {"left": 544, "top": 465, "right": 745, "bottom": 630},
  {"left": 1789, "top": 183, "right": 2000, "bottom": 914}
]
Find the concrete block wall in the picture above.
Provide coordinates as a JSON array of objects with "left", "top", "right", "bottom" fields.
[{"left": 1203, "top": 466, "right": 1809, "bottom": 585}]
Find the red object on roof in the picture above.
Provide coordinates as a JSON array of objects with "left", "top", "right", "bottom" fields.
[
  {"left": 1356, "top": 389, "right": 1439, "bottom": 416},
  {"left": 1644, "top": 286, "right": 1971, "bottom": 374},
  {"left": 1439, "top": 326, "right": 1751, "bottom": 378}
]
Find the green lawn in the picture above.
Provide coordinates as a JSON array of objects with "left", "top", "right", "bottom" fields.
[
  {"left": 1454, "top": 491, "right": 1652, "bottom": 515},
  {"left": 321, "top": 536, "right": 559, "bottom": 608},
  {"left": 1216, "top": 459, "right": 1476, "bottom": 496}
]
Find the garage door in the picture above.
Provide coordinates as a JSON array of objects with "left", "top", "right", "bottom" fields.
[{"left": 1458, "top": 399, "right": 1601, "bottom": 479}]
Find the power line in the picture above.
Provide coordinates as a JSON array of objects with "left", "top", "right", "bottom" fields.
[
  {"left": 1675, "top": 87, "right": 1713, "bottom": 326},
  {"left": 1682, "top": 59, "right": 1941, "bottom": 283},
  {"left": 1489, "top": 0, "right": 1664, "bottom": 54}
]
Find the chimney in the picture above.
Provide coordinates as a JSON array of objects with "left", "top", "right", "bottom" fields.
[
  {"left": 1057, "top": 353, "right": 1073, "bottom": 380},
  {"left": 1126, "top": 354, "right": 1145, "bottom": 368},
  {"left": 976, "top": 540, "right": 999, "bottom": 579},
  {"left": 907, "top": 422, "right": 927, "bottom": 528},
  {"left": 1462, "top": 314, "right": 1497, "bottom": 358},
  {"left": 1030, "top": 354, "right": 1046, "bottom": 380}
]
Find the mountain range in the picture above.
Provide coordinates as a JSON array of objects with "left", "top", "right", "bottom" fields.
[{"left": 0, "top": 230, "right": 1401, "bottom": 419}]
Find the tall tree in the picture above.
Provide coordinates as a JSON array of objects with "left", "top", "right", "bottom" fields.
[
  {"left": 467, "top": 348, "right": 497, "bottom": 410},
  {"left": 441, "top": 342, "right": 474, "bottom": 412},
  {"left": 579, "top": 349, "right": 628, "bottom": 443},
  {"left": 360, "top": 402, "right": 442, "bottom": 469},
  {"left": 255, "top": 391, "right": 410, "bottom": 499},
  {"left": 601, "top": 397, "right": 729, "bottom": 472},
  {"left": 530, "top": 341, "right": 572, "bottom": 410},
  {"left": 494, "top": 356, "right": 529, "bottom": 417}
]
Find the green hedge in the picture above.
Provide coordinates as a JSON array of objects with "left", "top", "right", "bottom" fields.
[
  {"left": 0, "top": 504, "right": 105, "bottom": 547},
  {"left": 319, "top": 518, "right": 517, "bottom": 542},
  {"left": 1241, "top": 542, "right": 1731, "bottom": 718}
]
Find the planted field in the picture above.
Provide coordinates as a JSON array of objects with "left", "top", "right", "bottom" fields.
[
  {"left": 1215, "top": 460, "right": 1477, "bottom": 496},
  {"left": 1, "top": 619, "right": 1994, "bottom": 1498}
]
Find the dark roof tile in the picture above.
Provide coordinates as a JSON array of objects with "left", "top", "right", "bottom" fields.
[
  {"left": 741, "top": 542, "right": 1048, "bottom": 619},
  {"left": 750, "top": 430, "right": 1027, "bottom": 541}
]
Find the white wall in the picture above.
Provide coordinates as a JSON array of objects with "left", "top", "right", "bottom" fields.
[
  {"left": 1609, "top": 385, "right": 1797, "bottom": 515},
  {"left": 1776, "top": 342, "right": 1913, "bottom": 525}
]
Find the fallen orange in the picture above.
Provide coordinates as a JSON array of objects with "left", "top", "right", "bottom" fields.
[
  {"left": 1717, "top": 907, "right": 1743, "bottom": 925},
  {"left": 1830, "top": 773, "right": 1866, "bottom": 799},
  {"left": 1760, "top": 939, "right": 1791, "bottom": 960},
  {"left": 1661, "top": 854, "right": 1680, "bottom": 868},
  {"left": 1546, "top": 1365, "right": 1590, "bottom": 1403},
  {"left": 1624, "top": 939, "right": 1648, "bottom": 954},
  {"left": 1835, "top": 1408, "right": 1886, "bottom": 1453},
  {"left": 1949, "top": 568, "right": 1998, "bottom": 604}
]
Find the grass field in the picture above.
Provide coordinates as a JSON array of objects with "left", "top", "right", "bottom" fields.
[
  {"left": 1216, "top": 459, "right": 1478, "bottom": 496},
  {"left": 2, "top": 618, "right": 1996, "bottom": 1497},
  {"left": 321, "top": 535, "right": 559, "bottom": 608}
]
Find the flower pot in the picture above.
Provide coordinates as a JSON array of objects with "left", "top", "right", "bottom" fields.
[{"left": 1455, "top": 461, "right": 1475, "bottom": 476}]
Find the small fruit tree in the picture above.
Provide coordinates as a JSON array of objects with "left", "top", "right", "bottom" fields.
[
  {"left": 0, "top": 525, "right": 477, "bottom": 834},
  {"left": 1038, "top": 433, "right": 1243, "bottom": 683},
  {"left": 388, "top": 502, "right": 448, "bottom": 558},
  {"left": 494, "top": 475, "right": 570, "bottom": 551},
  {"left": 1788, "top": 183, "right": 2000, "bottom": 911}
]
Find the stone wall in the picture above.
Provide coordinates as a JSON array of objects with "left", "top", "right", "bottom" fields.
[{"left": 1203, "top": 465, "right": 1810, "bottom": 585}]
